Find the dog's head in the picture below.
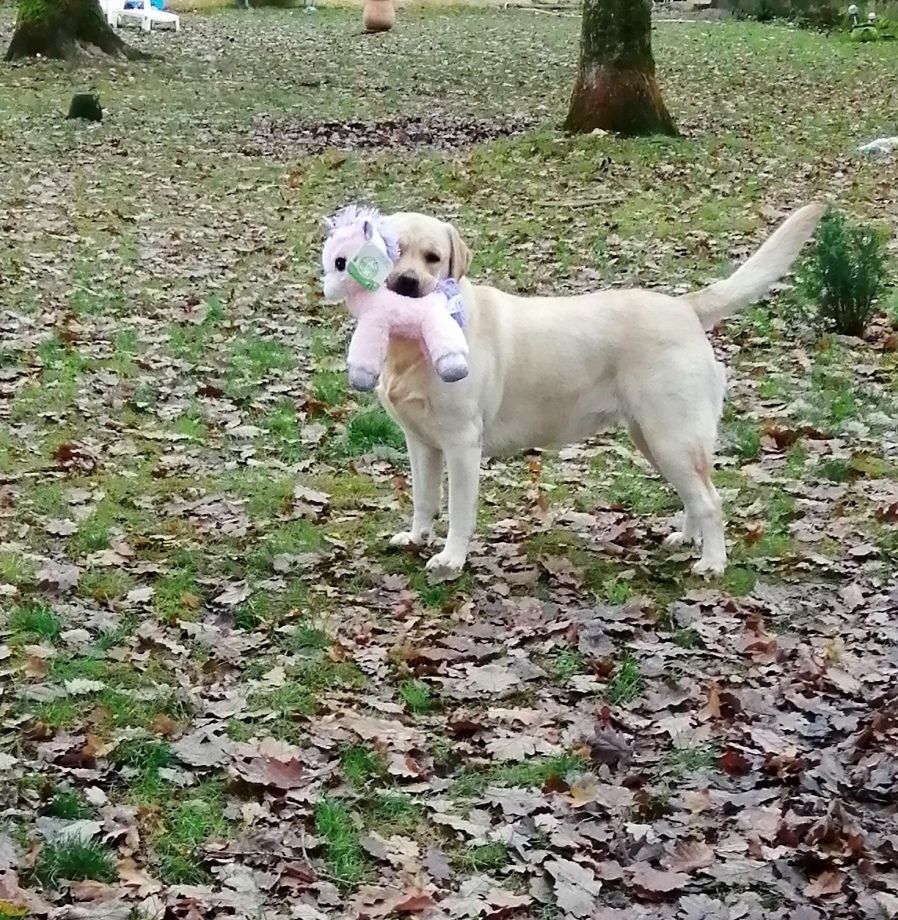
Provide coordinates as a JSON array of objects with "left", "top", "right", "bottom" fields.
[{"left": 383, "top": 212, "right": 472, "bottom": 297}]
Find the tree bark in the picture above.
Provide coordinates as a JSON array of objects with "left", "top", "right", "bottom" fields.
[
  {"left": 5, "top": 0, "right": 151, "bottom": 62},
  {"left": 565, "top": 0, "right": 676, "bottom": 137}
]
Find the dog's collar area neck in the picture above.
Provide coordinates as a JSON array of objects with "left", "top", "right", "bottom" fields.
[{"left": 438, "top": 278, "right": 465, "bottom": 328}]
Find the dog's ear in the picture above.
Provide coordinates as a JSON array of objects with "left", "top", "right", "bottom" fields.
[{"left": 446, "top": 222, "right": 472, "bottom": 279}]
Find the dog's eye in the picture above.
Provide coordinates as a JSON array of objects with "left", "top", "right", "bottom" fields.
[
  {"left": 335, "top": 257, "right": 347, "bottom": 271},
  {"left": 424, "top": 252, "right": 441, "bottom": 265}
]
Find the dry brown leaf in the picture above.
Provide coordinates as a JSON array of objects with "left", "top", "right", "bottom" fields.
[
  {"left": 230, "top": 738, "right": 308, "bottom": 789},
  {"left": 664, "top": 839, "right": 715, "bottom": 874},
  {"left": 629, "top": 863, "right": 690, "bottom": 893},
  {"left": 546, "top": 858, "right": 603, "bottom": 918},
  {"left": 804, "top": 869, "right": 845, "bottom": 898}
]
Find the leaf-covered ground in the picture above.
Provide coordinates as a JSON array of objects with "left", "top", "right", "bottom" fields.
[{"left": 1, "top": 8, "right": 897, "bottom": 920}]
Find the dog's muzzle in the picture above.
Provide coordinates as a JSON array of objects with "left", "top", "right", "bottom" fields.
[{"left": 389, "top": 272, "right": 424, "bottom": 298}]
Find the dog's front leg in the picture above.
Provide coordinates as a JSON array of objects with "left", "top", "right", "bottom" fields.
[
  {"left": 390, "top": 435, "right": 443, "bottom": 548},
  {"left": 426, "top": 434, "right": 481, "bottom": 582}
]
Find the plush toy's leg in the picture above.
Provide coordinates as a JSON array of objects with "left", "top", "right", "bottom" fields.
[
  {"left": 420, "top": 309, "right": 469, "bottom": 383},
  {"left": 347, "top": 315, "right": 389, "bottom": 391}
]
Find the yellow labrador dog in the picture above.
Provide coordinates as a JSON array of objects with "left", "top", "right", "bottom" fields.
[{"left": 376, "top": 205, "right": 824, "bottom": 580}]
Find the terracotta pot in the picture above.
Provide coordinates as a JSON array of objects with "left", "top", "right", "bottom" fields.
[{"left": 363, "top": 0, "right": 395, "bottom": 32}]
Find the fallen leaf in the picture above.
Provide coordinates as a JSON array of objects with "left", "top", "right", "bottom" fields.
[
  {"left": 719, "top": 748, "right": 751, "bottom": 776},
  {"left": 36, "top": 561, "right": 81, "bottom": 594},
  {"left": 545, "top": 858, "right": 603, "bottom": 918},
  {"left": 587, "top": 725, "right": 632, "bottom": 768},
  {"left": 461, "top": 662, "right": 521, "bottom": 694},
  {"left": 664, "top": 839, "right": 714, "bottom": 874},
  {"left": 213, "top": 581, "right": 250, "bottom": 607},
  {"left": 629, "top": 863, "right": 690, "bottom": 894},
  {"left": 804, "top": 869, "right": 845, "bottom": 898},
  {"left": 172, "top": 728, "right": 233, "bottom": 768},
  {"left": 230, "top": 738, "right": 308, "bottom": 789},
  {"left": 64, "top": 678, "right": 106, "bottom": 695}
]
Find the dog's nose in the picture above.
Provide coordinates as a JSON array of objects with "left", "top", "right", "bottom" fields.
[{"left": 391, "top": 273, "right": 422, "bottom": 298}]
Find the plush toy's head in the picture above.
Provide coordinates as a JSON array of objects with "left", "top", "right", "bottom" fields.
[{"left": 321, "top": 205, "right": 400, "bottom": 303}]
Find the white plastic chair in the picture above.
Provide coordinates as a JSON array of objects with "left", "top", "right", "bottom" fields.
[
  {"left": 98, "top": 0, "right": 126, "bottom": 27},
  {"left": 118, "top": 0, "right": 181, "bottom": 33}
]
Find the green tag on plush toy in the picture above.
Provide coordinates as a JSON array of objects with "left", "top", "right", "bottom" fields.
[{"left": 348, "top": 242, "right": 392, "bottom": 291}]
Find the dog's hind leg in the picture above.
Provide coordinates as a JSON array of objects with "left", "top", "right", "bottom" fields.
[
  {"left": 630, "top": 421, "right": 701, "bottom": 548},
  {"left": 635, "top": 413, "right": 725, "bottom": 575}
]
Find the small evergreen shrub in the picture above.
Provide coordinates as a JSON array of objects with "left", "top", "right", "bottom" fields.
[{"left": 802, "top": 209, "right": 887, "bottom": 336}]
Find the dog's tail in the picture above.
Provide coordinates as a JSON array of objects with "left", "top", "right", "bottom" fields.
[{"left": 683, "top": 203, "right": 826, "bottom": 330}]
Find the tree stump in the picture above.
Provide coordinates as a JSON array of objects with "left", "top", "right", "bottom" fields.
[
  {"left": 67, "top": 92, "right": 103, "bottom": 121},
  {"left": 363, "top": 0, "right": 396, "bottom": 33},
  {"left": 565, "top": 0, "right": 676, "bottom": 137},
  {"left": 5, "top": 0, "right": 150, "bottom": 62}
]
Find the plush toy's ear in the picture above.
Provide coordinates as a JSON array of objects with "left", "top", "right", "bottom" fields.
[
  {"left": 363, "top": 221, "right": 374, "bottom": 241},
  {"left": 446, "top": 222, "right": 472, "bottom": 279}
]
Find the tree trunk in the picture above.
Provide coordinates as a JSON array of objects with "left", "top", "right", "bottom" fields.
[
  {"left": 5, "top": 0, "right": 150, "bottom": 62},
  {"left": 565, "top": 0, "right": 676, "bottom": 137}
]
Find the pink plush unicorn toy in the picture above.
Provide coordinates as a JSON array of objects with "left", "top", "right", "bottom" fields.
[{"left": 321, "top": 205, "right": 469, "bottom": 392}]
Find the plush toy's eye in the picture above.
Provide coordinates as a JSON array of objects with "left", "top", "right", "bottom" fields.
[
  {"left": 425, "top": 252, "right": 441, "bottom": 265},
  {"left": 335, "top": 257, "right": 347, "bottom": 271}
]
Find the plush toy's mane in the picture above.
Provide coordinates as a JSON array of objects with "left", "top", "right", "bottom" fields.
[{"left": 324, "top": 204, "right": 400, "bottom": 263}]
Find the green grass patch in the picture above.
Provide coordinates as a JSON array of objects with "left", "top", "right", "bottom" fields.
[
  {"left": 113, "top": 739, "right": 173, "bottom": 772},
  {"left": 259, "top": 400, "right": 304, "bottom": 462},
  {"left": 69, "top": 497, "right": 148, "bottom": 557},
  {"left": 231, "top": 336, "right": 294, "bottom": 377},
  {"left": 31, "top": 839, "right": 117, "bottom": 888},
  {"left": 663, "top": 743, "right": 720, "bottom": 777},
  {"left": 0, "top": 552, "right": 37, "bottom": 589},
  {"left": 365, "top": 792, "right": 423, "bottom": 834},
  {"left": 153, "top": 569, "right": 202, "bottom": 623},
  {"left": 314, "top": 797, "right": 368, "bottom": 891},
  {"left": 283, "top": 618, "right": 332, "bottom": 653},
  {"left": 248, "top": 681, "right": 316, "bottom": 738},
  {"left": 341, "top": 744, "right": 387, "bottom": 788},
  {"left": 152, "top": 783, "right": 230, "bottom": 885},
  {"left": 79, "top": 569, "right": 135, "bottom": 604},
  {"left": 398, "top": 679, "right": 435, "bottom": 714},
  {"left": 546, "top": 647, "right": 588, "bottom": 683},
  {"left": 8, "top": 603, "right": 62, "bottom": 642},
  {"left": 607, "top": 655, "right": 642, "bottom": 705},
  {"left": 246, "top": 520, "right": 323, "bottom": 575},
  {"left": 727, "top": 420, "right": 761, "bottom": 461},
  {"left": 454, "top": 841, "right": 510, "bottom": 873},
  {"left": 606, "top": 462, "right": 675, "bottom": 516},
  {"left": 30, "top": 699, "right": 81, "bottom": 728},
  {"left": 452, "top": 753, "right": 587, "bottom": 798},
  {"left": 222, "top": 470, "right": 294, "bottom": 520},
  {"left": 312, "top": 370, "right": 349, "bottom": 407},
  {"left": 673, "top": 628, "right": 701, "bottom": 649},
  {"left": 42, "top": 789, "right": 92, "bottom": 820},
  {"left": 49, "top": 654, "right": 108, "bottom": 684},
  {"left": 341, "top": 406, "right": 405, "bottom": 456},
  {"left": 722, "top": 566, "right": 757, "bottom": 596}
]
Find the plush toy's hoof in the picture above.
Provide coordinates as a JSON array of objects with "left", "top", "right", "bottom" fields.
[
  {"left": 349, "top": 367, "right": 378, "bottom": 391},
  {"left": 435, "top": 354, "right": 468, "bottom": 383}
]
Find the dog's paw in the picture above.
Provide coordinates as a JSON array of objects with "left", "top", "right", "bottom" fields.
[
  {"left": 389, "top": 531, "right": 429, "bottom": 549},
  {"left": 425, "top": 549, "right": 466, "bottom": 582},
  {"left": 692, "top": 557, "right": 726, "bottom": 578},
  {"left": 664, "top": 531, "right": 701, "bottom": 549},
  {"left": 348, "top": 366, "right": 378, "bottom": 392},
  {"left": 434, "top": 353, "right": 469, "bottom": 383}
]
